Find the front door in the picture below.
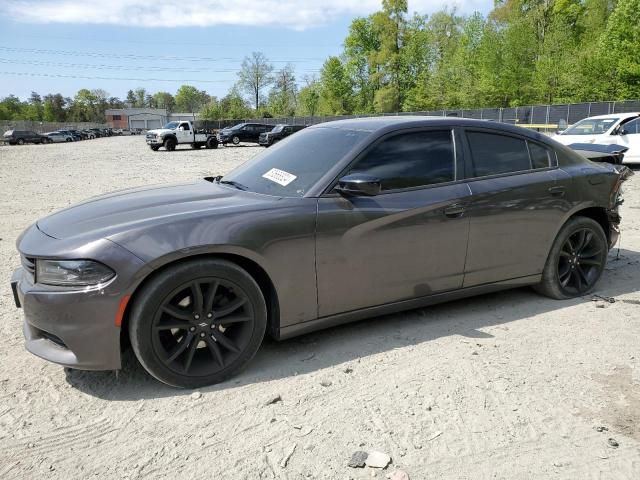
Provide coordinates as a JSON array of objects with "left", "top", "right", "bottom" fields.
[
  {"left": 315, "top": 129, "right": 471, "bottom": 317},
  {"left": 608, "top": 117, "right": 640, "bottom": 163},
  {"left": 177, "top": 122, "right": 193, "bottom": 144}
]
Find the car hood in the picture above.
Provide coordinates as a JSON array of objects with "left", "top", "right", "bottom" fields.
[
  {"left": 147, "top": 128, "right": 173, "bottom": 136},
  {"left": 36, "top": 180, "right": 276, "bottom": 241}
]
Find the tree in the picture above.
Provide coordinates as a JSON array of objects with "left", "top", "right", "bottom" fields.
[
  {"left": 297, "top": 79, "right": 321, "bottom": 116},
  {"left": 152, "top": 91, "right": 175, "bottom": 112},
  {"left": 268, "top": 64, "right": 298, "bottom": 116},
  {"left": 43, "top": 94, "right": 66, "bottom": 122},
  {"left": 238, "top": 52, "right": 274, "bottom": 110},
  {"left": 319, "top": 57, "right": 353, "bottom": 115},
  {"left": 126, "top": 89, "right": 136, "bottom": 107},
  {"left": 174, "top": 85, "right": 209, "bottom": 113},
  {"left": 597, "top": 0, "right": 640, "bottom": 98}
]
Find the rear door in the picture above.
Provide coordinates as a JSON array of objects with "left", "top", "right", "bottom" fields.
[
  {"left": 461, "top": 129, "right": 571, "bottom": 286},
  {"left": 315, "top": 128, "right": 471, "bottom": 317}
]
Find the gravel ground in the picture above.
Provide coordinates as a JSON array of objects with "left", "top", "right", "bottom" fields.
[{"left": 0, "top": 136, "right": 639, "bottom": 479}]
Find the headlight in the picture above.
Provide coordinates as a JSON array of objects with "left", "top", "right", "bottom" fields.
[{"left": 36, "top": 260, "right": 115, "bottom": 286}]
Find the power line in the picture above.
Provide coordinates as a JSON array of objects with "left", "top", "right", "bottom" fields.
[
  {"left": 0, "top": 57, "right": 321, "bottom": 74},
  {"left": 0, "top": 46, "right": 325, "bottom": 63},
  {"left": 0, "top": 71, "right": 233, "bottom": 83}
]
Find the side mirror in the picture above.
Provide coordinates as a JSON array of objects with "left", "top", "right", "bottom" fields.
[{"left": 335, "top": 174, "right": 382, "bottom": 196}]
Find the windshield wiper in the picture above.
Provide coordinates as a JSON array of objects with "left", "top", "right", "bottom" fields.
[{"left": 217, "top": 178, "right": 248, "bottom": 191}]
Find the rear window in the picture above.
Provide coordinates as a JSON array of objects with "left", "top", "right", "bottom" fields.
[
  {"left": 528, "top": 142, "right": 552, "bottom": 169},
  {"left": 466, "top": 131, "right": 531, "bottom": 177}
]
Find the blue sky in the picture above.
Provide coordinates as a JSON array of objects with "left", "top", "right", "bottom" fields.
[{"left": 0, "top": 0, "right": 492, "bottom": 101}]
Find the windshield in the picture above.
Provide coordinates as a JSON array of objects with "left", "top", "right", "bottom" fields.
[
  {"left": 227, "top": 123, "right": 245, "bottom": 131},
  {"left": 562, "top": 117, "right": 618, "bottom": 135},
  {"left": 221, "top": 127, "right": 369, "bottom": 197},
  {"left": 162, "top": 122, "right": 180, "bottom": 130}
]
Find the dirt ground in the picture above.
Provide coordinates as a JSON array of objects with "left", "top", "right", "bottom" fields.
[{"left": 0, "top": 136, "right": 639, "bottom": 479}]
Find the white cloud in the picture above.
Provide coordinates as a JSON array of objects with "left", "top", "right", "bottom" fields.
[{"left": 5, "top": 0, "right": 494, "bottom": 29}]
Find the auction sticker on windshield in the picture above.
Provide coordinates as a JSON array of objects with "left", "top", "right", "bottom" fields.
[{"left": 262, "top": 168, "right": 297, "bottom": 186}]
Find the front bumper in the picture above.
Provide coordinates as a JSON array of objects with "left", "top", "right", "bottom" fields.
[
  {"left": 11, "top": 267, "right": 125, "bottom": 370},
  {"left": 12, "top": 226, "right": 148, "bottom": 371}
]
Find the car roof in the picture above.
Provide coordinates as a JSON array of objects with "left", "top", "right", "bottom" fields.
[
  {"left": 579, "top": 112, "right": 640, "bottom": 120},
  {"left": 309, "top": 115, "right": 550, "bottom": 140}
]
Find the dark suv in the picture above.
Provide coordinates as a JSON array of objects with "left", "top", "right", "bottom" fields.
[
  {"left": 2, "top": 130, "right": 47, "bottom": 145},
  {"left": 259, "top": 124, "right": 307, "bottom": 147},
  {"left": 217, "top": 123, "right": 272, "bottom": 145}
]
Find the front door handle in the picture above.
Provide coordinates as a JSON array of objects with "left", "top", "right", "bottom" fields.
[
  {"left": 444, "top": 204, "right": 466, "bottom": 218},
  {"left": 548, "top": 186, "right": 566, "bottom": 197}
]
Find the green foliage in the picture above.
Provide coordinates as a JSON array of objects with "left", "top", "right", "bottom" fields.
[{"left": 174, "top": 85, "right": 209, "bottom": 113}]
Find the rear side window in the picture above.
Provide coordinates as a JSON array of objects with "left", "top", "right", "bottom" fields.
[
  {"left": 528, "top": 142, "right": 552, "bottom": 169},
  {"left": 347, "top": 130, "right": 455, "bottom": 191},
  {"left": 466, "top": 131, "right": 530, "bottom": 177}
]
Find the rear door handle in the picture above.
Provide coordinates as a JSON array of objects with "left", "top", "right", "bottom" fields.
[
  {"left": 444, "top": 204, "right": 466, "bottom": 218},
  {"left": 548, "top": 186, "right": 566, "bottom": 197}
]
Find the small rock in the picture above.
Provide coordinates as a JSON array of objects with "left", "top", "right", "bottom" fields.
[
  {"left": 608, "top": 438, "right": 619, "bottom": 448},
  {"left": 320, "top": 379, "right": 332, "bottom": 387},
  {"left": 280, "top": 443, "right": 296, "bottom": 468},
  {"left": 365, "top": 451, "right": 391, "bottom": 469},
  {"left": 596, "top": 304, "right": 606, "bottom": 309},
  {"left": 594, "top": 426, "right": 608, "bottom": 433},
  {"left": 387, "top": 470, "right": 410, "bottom": 480},
  {"left": 344, "top": 367, "right": 353, "bottom": 374},
  {"left": 348, "top": 451, "right": 368, "bottom": 468},
  {"left": 264, "top": 394, "right": 282, "bottom": 406},
  {"left": 471, "top": 351, "right": 479, "bottom": 355},
  {"left": 190, "top": 391, "right": 202, "bottom": 400}
]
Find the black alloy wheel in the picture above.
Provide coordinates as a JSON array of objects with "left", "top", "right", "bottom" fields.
[
  {"left": 535, "top": 217, "right": 607, "bottom": 299},
  {"left": 556, "top": 228, "right": 606, "bottom": 295},
  {"left": 129, "top": 259, "right": 266, "bottom": 388}
]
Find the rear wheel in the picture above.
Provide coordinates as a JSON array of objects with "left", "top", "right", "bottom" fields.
[
  {"left": 206, "top": 138, "right": 218, "bottom": 149},
  {"left": 129, "top": 259, "right": 267, "bottom": 388},
  {"left": 16, "top": 139, "right": 24, "bottom": 145},
  {"left": 164, "top": 137, "right": 176, "bottom": 151},
  {"left": 535, "top": 217, "right": 607, "bottom": 299}
]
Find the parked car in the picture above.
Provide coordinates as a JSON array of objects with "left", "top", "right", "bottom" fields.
[
  {"left": 553, "top": 112, "right": 640, "bottom": 164},
  {"left": 11, "top": 117, "right": 632, "bottom": 388},
  {"left": 68, "top": 129, "right": 88, "bottom": 140},
  {"left": 259, "top": 124, "right": 307, "bottom": 147},
  {"left": 89, "top": 128, "right": 103, "bottom": 138},
  {"left": 82, "top": 129, "right": 96, "bottom": 139},
  {"left": 2, "top": 130, "right": 47, "bottom": 145},
  {"left": 56, "top": 129, "right": 81, "bottom": 141},
  {"left": 217, "top": 123, "right": 272, "bottom": 145},
  {"left": 45, "top": 131, "right": 73, "bottom": 143},
  {"left": 146, "top": 120, "right": 218, "bottom": 151},
  {"left": 120, "top": 129, "right": 132, "bottom": 136}
]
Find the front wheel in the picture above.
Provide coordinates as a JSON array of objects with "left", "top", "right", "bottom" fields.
[
  {"left": 164, "top": 137, "right": 176, "bottom": 151},
  {"left": 129, "top": 259, "right": 267, "bottom": 388},
  {"left": 232, "top": 136, "right": 240, "bottom": 145},
  {"left": 535, "top": 217, "right": 608, "bottom": 299},
  {"left": 16, "top": 139, "right": 24, "bottom": 145}
]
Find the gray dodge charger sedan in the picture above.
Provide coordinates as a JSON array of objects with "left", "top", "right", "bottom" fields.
[{"left": 11, "top": 117, "right": 631, "bottom": 388}]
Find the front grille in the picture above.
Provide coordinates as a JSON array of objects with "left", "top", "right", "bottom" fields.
[{"left": 21, "top": 255, "right": 36, "bottom": 277}]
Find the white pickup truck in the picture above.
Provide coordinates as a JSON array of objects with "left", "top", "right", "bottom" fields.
[{"left": 145, "top": 120, "right": 218, "bottom": 151}]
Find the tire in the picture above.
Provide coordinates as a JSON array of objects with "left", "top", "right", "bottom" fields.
[
  {"left": 66, "top": 138, "right": 72, "bottom": 142},
  {"left": 150, "top": 146, "right": 160, "bottom": 151},
  {"left": 535, "top": 217, "right": 608, "bottom": 299},
  {"left": 232, "top": 136, "right": 240, "bottom": 145},
  {"left": 206, "top": 138, "right": 218, "bottom": 149},
  {"left": 16, "top": 139, "right": 24, "bottom": 145},
  {"left": 129, "top": 258, "right": 267, "bottom": 388},
  {"left": 164, "top": 137, "right": 176, "bottom": 151}
]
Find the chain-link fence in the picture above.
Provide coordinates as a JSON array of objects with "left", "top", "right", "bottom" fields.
[
  {"left": 0, "top": 121, "right": 107, "bottom": 136},
  {"left": 204, "top": 99, "right": 640, "bottom": 132}
]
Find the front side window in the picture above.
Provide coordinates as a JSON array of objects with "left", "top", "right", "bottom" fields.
[
  {"left": 180, "top": 123, "right": 190, "bottom": 131},
  {"left": 467, "top": 131, "right": 531, "bottom": 177},
  {"left": 346, "top": 130, "right": 455, "bottom": 191}
]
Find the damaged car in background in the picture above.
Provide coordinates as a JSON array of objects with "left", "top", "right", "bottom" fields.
[{"left": 11, "top": 117, "right": 633, "bottom": 388}]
